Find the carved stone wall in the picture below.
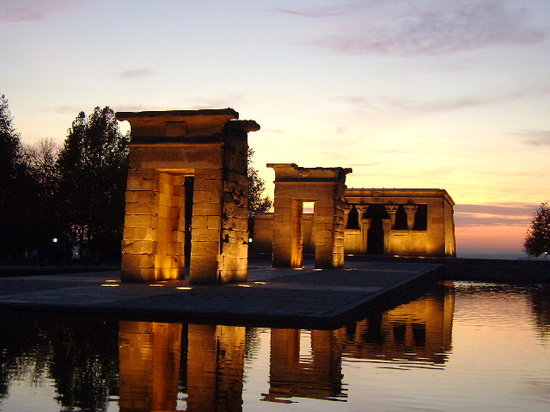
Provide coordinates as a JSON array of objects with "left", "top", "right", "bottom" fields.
[{"left": 253, "top": 188, "right": 456, "bottom": 258}]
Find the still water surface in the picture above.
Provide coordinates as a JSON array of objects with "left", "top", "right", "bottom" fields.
[{"left": 0, "top": 281, "right": 548, "bottom": 411}]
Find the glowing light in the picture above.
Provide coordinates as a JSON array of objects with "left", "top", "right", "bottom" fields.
[
  {"left": 313, "top": 268, "right": 323, "bottom": 271},
  {"left": 293, "top": 268, "right": 303, "bottom": 271},
  {"left": 237, "top": 284, "right": 251, "bottom": 287},
  {"left": 104, "top": 279, "right": 119, "bottom": 283},
  {"left": 149, "top": 284, "right": 164, "bottom": 287},
  {"left": 101, "top": 284, "right": 119, "bottom": 287},
  {"left": 254, "top": 281, "right": 266, "bottom": 285},
  {"left": 52, "top": 237, "right": 58, "bottom": 243},
  {"left": 176, "top": 286, "right": 192, "bottom": 290}
]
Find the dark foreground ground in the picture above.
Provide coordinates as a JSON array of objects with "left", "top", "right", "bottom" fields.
[
  {"left": 0, "top": 257, "right": 547, "bottom": 329},
  {"left": 0, "top": 260, "right": 442, "bottom": 329}
]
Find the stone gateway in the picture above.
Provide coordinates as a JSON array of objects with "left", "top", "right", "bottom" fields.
[{"left": 117, "top": 109, "right": 259, "bottom": 284}]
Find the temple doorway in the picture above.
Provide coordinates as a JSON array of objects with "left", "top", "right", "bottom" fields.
[
  {"left": 366, "top": 204, "right": 387, "bottom": 254},
  {"left": 183, "top": 176, "right": 194, "bottom": 277}
]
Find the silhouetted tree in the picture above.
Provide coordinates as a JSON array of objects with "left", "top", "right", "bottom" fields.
[
  {"left": 0, "top": 94, "right": 28, "bottom": 258},
  {"left": 20, "top": 139, "right": 65, "bottom": 261},
  {"left": 247, "top": 148, "right": 271, "bottom": 217},
  {"left": 57, "top": 107, "right": 130, "bottom": 263},
  {"left": 524, "top": 203, "right": 550, "bottom": 257},
  {"left": 0, "top": 95, "right": 21, "bottom": 186}
]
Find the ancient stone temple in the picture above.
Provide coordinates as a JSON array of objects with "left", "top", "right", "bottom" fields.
[
  {"left": 268, "top": 163, "right": 352, "bottom": 268},
  {"left": 116, "top": 109, "right": 259, "bottom": 284},
  {"left": 253, "top": 188, "right": 456, "bottom": 258},
  {"left": 343, "top": 188, "right": 456, "bottom": 257}
]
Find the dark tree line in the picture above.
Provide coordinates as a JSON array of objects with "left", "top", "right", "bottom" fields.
[
  {"left": 524, "top": 202, "right": 550, "bottom": 257},
  {"left": 0, "top": 95, "right": 272, "bottom": 265},
  {"left": 0, "top": 95, "right": 129, "bottom": 264}
]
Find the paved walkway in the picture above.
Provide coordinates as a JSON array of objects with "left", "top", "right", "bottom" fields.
[{"left": 0, "top": 260, "right": 442, "bottom": 328}]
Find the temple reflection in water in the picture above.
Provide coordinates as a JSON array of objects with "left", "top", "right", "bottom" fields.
[
  {"left": 339, "top": 281, "right": 454, "bottom": 365},
  {"left": 117, "top": 283, "right": 454, "bottom": 410}
]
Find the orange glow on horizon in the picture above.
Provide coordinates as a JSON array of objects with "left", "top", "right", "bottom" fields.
[{"left": 455, "top": 225, "right": 526, "bottom": 254}]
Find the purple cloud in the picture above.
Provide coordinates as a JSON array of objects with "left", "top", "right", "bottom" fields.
[
  {"left": 116, "top": 69, "right": 155, "bottom": 79},
  {"left": 454, "top": 202, "right": 537, "bottom": 227},
  {"left": 512, "top": 129, "right": 550, "bottom": 147},
  {"left": 113, "top": 104, "right": 148, "bottom": 112},
  {"left": 275, "top": 3, "right": 359, "bottom": 18},
  {"left": 281, "top": 0, "right": 545, "bottom": 56},
  {"left": 336, "top": 83, "right": 550, "bottom": 113},
  {"left": 0, "top": 0, "right": 83, "bottom": 23}
]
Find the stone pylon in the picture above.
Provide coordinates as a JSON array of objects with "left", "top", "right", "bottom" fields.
[
  {"left": 268, "top": 163, "right": 352, "bottom": 268},
  {"left": 117, "top": 109, "right": 260, "bottom": 284}
]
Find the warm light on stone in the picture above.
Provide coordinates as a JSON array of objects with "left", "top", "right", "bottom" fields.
[
  {"left": 117, "top": 109, "right": 260, "bottom": 285},
  {"left": 268, "top": 163, "right": 352, "bottom": 269},
  {"left": 254, "top": 188, "right": 456, "bottom": 258},
  {"left": 118, "top": 321, "right": 182, "bottom": 411}
]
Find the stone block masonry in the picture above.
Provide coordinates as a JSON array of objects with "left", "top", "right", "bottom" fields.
[
  {"left": 268, "top": 163, "right": 352, "bottom": 269},
  {"left": 117, "top": 109, "right": 259, "bottom": 284}
]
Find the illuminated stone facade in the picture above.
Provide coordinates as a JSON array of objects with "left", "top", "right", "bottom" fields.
[
  {"left": 253, "top": 188, "right": 456, "bottom": 258},
  {"left": 268, "top": 163, "right": 352, "bottom": 268},
  {"left": 117, "top": 109, "right": 259, "bottom": 284}
]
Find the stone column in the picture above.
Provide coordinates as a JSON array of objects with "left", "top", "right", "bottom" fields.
[
  {"left": 404, "top": 204, "right": 419, "bottom": 230},
  {"left": 272, "top": 197, "right": 303, "bottom": 268},
  {"left": 382, "top": 218, "right": 393, "bottom": 254},
  {"left": 356, "top": 204, "right": 369, "bottom": 254},
  {"left": 384, "top": 204, "right": 399, "bottom": 228},
  {"left": 360, "top": 218, "right": 372, "bottom": 254},
  {"left": 343, "top": 203, "right": 353, "bottom": 228},
  {"left": 356, "top": 204, "right": 368, "bottom": 220}
]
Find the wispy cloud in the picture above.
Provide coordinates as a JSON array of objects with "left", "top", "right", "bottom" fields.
[
  {"left": 279, "top": 0, "right": 545, "bottom": 56},
  {"left": 113, "top": 104, "right": 147, "bottom": 112},
  {"left": 50, "top": 105, "right": 82, "bottom": 115},
  {"left": 0, "top": 0, "right": 84, "bottom": 23},
  {"left": 336, "top": 83, "right": 550, "bottom": 114},
  {"left": 512, "top": 129, "right": 550, "bottom": 147},
  {"left": 275, "top": 3, "right": 359, "bottom": 18},
  {"left": 181, "top": 94, "right": 245, "bottom": 110},
  {"left": 454, "top": 202, "right": 536, "bottom": 227},
  {"left": 115, "top": 69, "right": 155, "bottom": 79}
]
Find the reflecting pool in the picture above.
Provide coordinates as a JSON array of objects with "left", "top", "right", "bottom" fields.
[{"left": 0, "top": 282, "right": 548, "bottom": 411}]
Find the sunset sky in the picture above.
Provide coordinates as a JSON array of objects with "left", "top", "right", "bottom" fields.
[{"left": 1, "top": 0, "right": 549, "bottom": 257}]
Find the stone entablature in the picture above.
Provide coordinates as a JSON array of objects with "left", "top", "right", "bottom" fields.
[
  {"left": 117, "top": 109, "right": 259, "bottom": 284},
  {"left": 253, "top": 188, "right": 456, "bottom": 258},
  {"left": 268, "top": 163, "right": 352, "bottom": 268}
]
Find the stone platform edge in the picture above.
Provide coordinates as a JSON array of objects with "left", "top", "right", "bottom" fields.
[{"left": 0, "top": 266, "right": 443, "bottom": 330}]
